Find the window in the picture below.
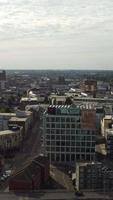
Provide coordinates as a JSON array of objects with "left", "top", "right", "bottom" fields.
[
  {"left": 56, "top": 117, "right": 60, "bottom": 122},
  {"left": 56, "top": 123, "right": 60, "bottom": 128},
  {"left": 46, "top": 123, "right": 50, "bottom": 128},
  {"left": 51, "top": 146, "right": 55, "bottom": 151},
  {"left": 66, "top": 124, "right": 70, "bottom": 128},
  {"left": 66, "top": 135, "right": 70, "bottom": 140},
  {"left": 56, "top": 154, "right": 60, "bottom": 162},
  {"left": 51, "top": 153, "right": 55, "bottom": 161},
  {"left": 61, "top": 141, "right": 65, "bottom": 146},
  {"left": 61, "top": 124, "right": 65, "bottom": 128},
  {"left": 46, "top": 129, "right": 50, "bottom": 134},
  {"left": 81, "top": 148, "right": 85, "bottom": 152},
  {"left": 52, "top": 123, "right": 55, "bottom": 128},
  {"left": 66, "top": 141, "right": 70, "bottom": 146},
  {"left": 61, "top": 135, "right": 65, "bottom": 140},
  {"left": 66, "top": 147, "right": 70, "bottom": 152},
  {"left": 71, "top": 124, "right": 75, "bottom": 128},
  {"left": 46, "top": 135, "right": 50, "bottom": 139},
  {"left": 71, "top": 141, "right": 75, "bottom": 146},
  {"left": 61, "top": 118, "right": 65, "bottom": 122},
  {"left": 61, "top": 154, "right": 65, "bottom": 161},
  {"left": 47, "top": 141, "right": 50, "bottom": 145},
  {"left": 71, "top": 147, "right": 75, "bottom": 152},
  {"left": 51, "top": 141, "right": 55, "bottom": 145},
  {"left": 56, "top": 135, "right": 60, "bottom": 140},
  {"left": 71, "top": 118, "right": 75, "bottom": 122},
  {"left": 61, "top": 147, "right": 65, "bottom": 151},
  {"left": 61, "top": 129, "right": 65, "bottom": 134},
  {"left": 56, "top": 147, "right": 60, "bottom": 151},
  {"left": 71, "top": 136, "right": 75, "bottom": 140},
  {"left": 66, "top": 154, "right": 70, "bottom": 162},
  {"left": 51, "top": 135, "right": 55, "bottom": 140},
  {"left": 71, "top": 154, "right": 75, "bottom": 161},
  {"left": 51, "top": 118, "right": 55, "bottom": 122},
  {"left": 51, "top": 129, "right": 55, "bottom": 134},
  {"left": 56, "top": 141, "right": 60, "bottom": 146},
  {"left": 56, "top": 129, "right": 60, "bottom": 134}
]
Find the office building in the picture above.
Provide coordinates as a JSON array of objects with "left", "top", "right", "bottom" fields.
[
  {"left": 43, "top": 105, "right": 96, "bottom": 165},
  {"left": 76, "top": 162, "right": 113, "bottom": 192}
]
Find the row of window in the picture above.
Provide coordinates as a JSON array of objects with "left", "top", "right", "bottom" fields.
[
  {"left": 46, "top": 141, "right": 95, "bottom": 147},
  {"left": 46, "top": 123, "right": 81, "bottom": 129},
  {"left": 48, "top": 153, "right": 95, "bottom": 162},
  {"left": 46, "top": 117, "right": 80, "bottom": 123},
  {"left": 46, "top": 146, "right": 95, "bottom": 152},
  {"left": 46, "top": 129, "right": 95, "bottom": 135},
  {"left": 46, "top": 135, "right": 95, "bottom": 141}
]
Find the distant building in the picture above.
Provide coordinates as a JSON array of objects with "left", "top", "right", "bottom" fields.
[
  {"left": 81, "top": 79, "right": 97, "bottom": 95},
  {"left": 0, "top": 70, "right": 6, "bottom": 90},
  {"left": 101, "top": 116, "right": 113, "bottom": 159},
  {"left": 0, "top": 127, "right": 23, "bottom": 154},
  {"left": 76, "top": 162, "right": 113, "bottom": 192},
  {"left": 43, "top": 105, "right": 96, "bottom": 165}
]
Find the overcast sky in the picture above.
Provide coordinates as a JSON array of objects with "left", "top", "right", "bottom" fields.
[{"left": 0, "top": 0, "right": 113, "bottom": 70}]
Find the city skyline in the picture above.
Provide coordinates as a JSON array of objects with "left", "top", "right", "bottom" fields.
[{"left": 0, "top": 0, "right": 113, "bottom": 70}]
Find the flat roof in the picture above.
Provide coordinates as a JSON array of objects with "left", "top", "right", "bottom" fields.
[
  {"left": 9, "top": 117, "right": 27, "bottom": 122},
  {"left": 0, "top": 129, "right": 19, "bottom": 136}
]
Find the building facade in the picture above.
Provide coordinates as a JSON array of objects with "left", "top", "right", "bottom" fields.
[
  {"left": 76, "top": 162, "right": 113, "bottom": 192},
  {"left": 43, "top": 105, "right": 96, "bottom": 165}
]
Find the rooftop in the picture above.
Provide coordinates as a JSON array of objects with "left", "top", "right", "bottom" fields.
[{"left": 0, "top": 129, "right": 20, "bottom": 136}]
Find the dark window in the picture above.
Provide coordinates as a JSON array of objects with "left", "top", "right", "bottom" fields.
[
  {"left": 47, "top": 141, "right": 50, "bottom": 145},
  {"left": 71, "top": 136, "right": 75, "bottom": 140},
  {"left": 71, "top": 154, "right": 75, "bottom": 161},
  {"left": 66, "top": 141, "right": 70, "bottom": 146},
  {"left": 46, "top": 123, "right": 50, "bottom": 128},
  {"left": 86, "top": 154, "right": 90, "bottom": 160},
  {"left": 66, "top": 147, "right": 70, "bottom": 152},
  {"left": 56, "top": 129, "right": 60, "bottom": 134},
  {"left": 81, "top": 148, "right": 85, "bottom": 152},
  {"left": 71, "top": 124, "right": 75, "bottom": 128},
  {"left": 61, "top": 124, "right": 65, "bottom": 128},
  {"left": 56, "top": 141, "right": 60, "bottom": 146},
  {"left": 61, "top": 129, "right": 65, "bottom": 134},
  {"left": 51, "top": 146, "right": 55, "bottom": 151},
  {"left": 66, "top": 154, "right": 70, "bottom": 162},
  {"left": 56, "top": 123, "right": 60, "bottom": 128},
  {"left": 61, "top": 154, "right": 65, "bottom": 161},
  {"left": 56, "top": 147, "right": 60, "bottom": 151},
  {"left": 56, "top": 117, "right": 60, "bottom": 122},
  {"left": 52, "top": 123, "right": 55, "bottom": 128},
  {"left": 51, "top": 153, "right": 55, "bottom": 161},
  {"left": 66, "top": 118, "right": 70, "bottom": 122},
  {"left": 66, "top": 124, "right": 70, "bottom": 128},
  {"left": 61, "top": 135, "right": 65, "bottom": 140},
  {"left": 46, "top": 135, "right": 50, "bottom": 139},
  {"left": 71, "top": 147, "right": 75, "bottom": 152},
  {"left": 61, "top": 141, "right": 65, "bottom": 146},
  {"left": 51, "top": 135, "right": 55, "bottom": 140},
  {"left": 51, "top": 141, "right": 55, "bottom": 145},
  {"left": 61, "top": 118, "right": 65, "bottom": 122},
  {"left": 61, "top": 147, "right": 65, "bottom": 151},
  {"left": 56, "top": 154, "right": 60, "bottom": 161},
  {"left": 66, "top": 135, "right": 70, "bottom": 140},
  {"left": 56, "top": 135, "right": 60, "bottom": 140},
  {"left": 71, "top": 141, "right": 75, "bottom": 146},
  {"left": 76, "top": 154, "right": 80, "bottom": 160}
]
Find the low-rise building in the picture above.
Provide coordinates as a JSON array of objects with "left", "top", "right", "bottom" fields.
[
  {"left": 0, "top": 127, "right": 23, "bottom": 153},
  {"left": 9, "top": 155, "right": 50, "bottom": 191},
  {"left": 76, "top": 162, "right": 113, "bottom": 192}
]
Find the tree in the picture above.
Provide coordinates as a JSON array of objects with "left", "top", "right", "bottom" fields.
[{"left": 65, "top": 97, "right": 73, "bottom": 105}]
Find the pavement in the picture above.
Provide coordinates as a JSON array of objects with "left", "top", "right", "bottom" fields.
[{"left": 0, "top": 191, "right": 113, "bottom": 200}]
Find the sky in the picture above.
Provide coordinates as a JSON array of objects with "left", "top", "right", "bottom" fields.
[{"left": 0, "top": 0, "right": 113, "bottom": 70}]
